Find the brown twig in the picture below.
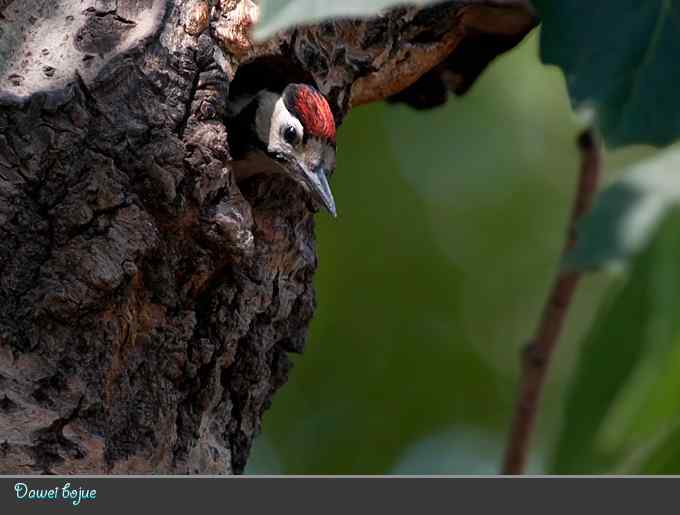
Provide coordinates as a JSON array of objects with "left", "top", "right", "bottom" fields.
[{"left": 501, "top": 129, "right": 602, "bottom": 475}]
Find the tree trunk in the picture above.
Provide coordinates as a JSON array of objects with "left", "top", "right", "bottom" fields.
[{"left": 0, "top": 0, "right": 535, "bottom": 474}]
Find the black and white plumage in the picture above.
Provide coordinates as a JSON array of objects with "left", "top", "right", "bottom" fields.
[{"left": 228, "top": 83, "right": 338, "bottom": 217}]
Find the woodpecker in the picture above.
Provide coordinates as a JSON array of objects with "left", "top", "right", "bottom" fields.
[{"left": 228, "top": 83, "right": 338, "bottom": 217}]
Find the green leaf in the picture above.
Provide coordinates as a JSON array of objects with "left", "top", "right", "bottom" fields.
[
  {"left": 600, "top": 234, "right": 680, "bottom": 453},
  {"left": 255, "top": 0, "right": 442, "bottom": 40},
  {"left": 551, "top": 212, "right": 680, "bottom": 474},
  {"left": 565, "top": 148, "right": 680, "bottom": 271},
  {"left": 533, "top": 1, "right": 680, "bottom": 147},
  {"left": 619, "top": 419, "right": 680, "bottom": 474}
]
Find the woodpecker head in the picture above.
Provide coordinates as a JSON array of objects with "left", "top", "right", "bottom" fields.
[{"left": 252, "top": 84, "right": 338, "bottom": 217}]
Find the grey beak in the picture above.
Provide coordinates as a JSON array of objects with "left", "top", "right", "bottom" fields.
[{"left": 305, "top": 166, "right": 337, "bottom": 217}]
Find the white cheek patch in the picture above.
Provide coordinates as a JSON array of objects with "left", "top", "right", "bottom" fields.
[{"left": 262, "top": 97, "right": 304, "bottom": 157}]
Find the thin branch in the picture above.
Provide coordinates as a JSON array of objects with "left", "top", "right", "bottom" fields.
[{"left": 501, "top": 129, "right": 602, "bottom": 475}]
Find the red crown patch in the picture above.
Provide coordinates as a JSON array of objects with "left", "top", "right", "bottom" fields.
[{"left": 283, "top": 84, "right": 336, "bottom": 144}]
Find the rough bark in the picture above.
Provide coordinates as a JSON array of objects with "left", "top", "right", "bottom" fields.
[{"left": 0, "top": 0, "right": 535, "bottom": 474}]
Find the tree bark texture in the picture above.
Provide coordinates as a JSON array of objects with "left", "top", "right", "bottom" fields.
[{"left": 0, "top": 0, "right": 535, "bottom": 474}]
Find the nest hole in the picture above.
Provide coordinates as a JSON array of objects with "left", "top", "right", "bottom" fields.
[
  {"left": 225, "top": 55, "right": 325, "bottom": 219},
  {"left": 228, "top": 55, "right": 316, "bottom": 104}
]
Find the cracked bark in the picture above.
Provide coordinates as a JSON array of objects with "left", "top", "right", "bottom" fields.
[{"left": 0, "top": 0, "right": 535, "bottom": 474}]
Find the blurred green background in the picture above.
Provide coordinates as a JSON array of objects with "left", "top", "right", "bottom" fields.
[{"left": 247, "top": 31, "right": 680, "bottom": 474}]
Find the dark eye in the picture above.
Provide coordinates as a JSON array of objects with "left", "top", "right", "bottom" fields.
[{"left": 283, "top": 125, "right": 300, "bottom": 146}]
